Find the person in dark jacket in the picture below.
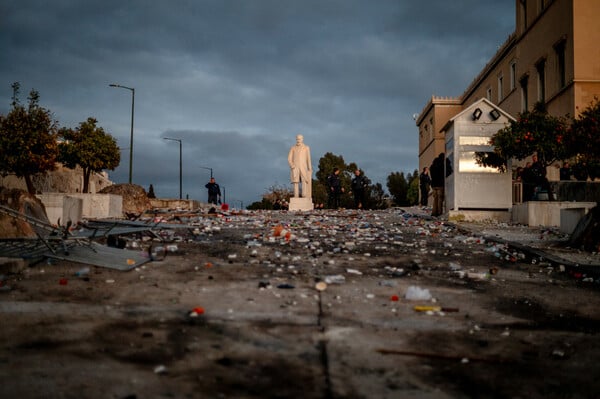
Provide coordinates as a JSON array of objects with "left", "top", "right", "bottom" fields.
[
  {"left": 205, "top": 177, "right": 221, "bottom": 205},
  {"left": 327, "top": 168, "right": 344, "bottom": 209},
  {"left": 351, "top": 169, "right": 369, "bottom": 209},
  {"left": 419, "top": 166, "right": 431, "bottom": 207},
  {"left": 429, "top": 153, "right": 445, "bottom": 217}
]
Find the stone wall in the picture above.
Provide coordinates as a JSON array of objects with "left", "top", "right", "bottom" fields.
[{"left": 0, "top": 164, "right": 113, "bottom": 194}]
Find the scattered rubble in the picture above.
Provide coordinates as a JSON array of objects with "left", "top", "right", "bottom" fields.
[{"left": 1, "top": 204, "right": 599, "bottom": 398}]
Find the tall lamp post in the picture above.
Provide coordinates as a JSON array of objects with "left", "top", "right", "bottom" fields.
[
  {"left": 163, "top": 137, "right": 183, "bottom": 199},
  {"left": 109, "top": 84, "right": 135, "bottom": 184},
  {"left": 199, "top": 166, "right": 213, "bottom": 179}
]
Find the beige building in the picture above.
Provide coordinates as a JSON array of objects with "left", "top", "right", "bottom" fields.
[{"left": 417, "top": 0, "right": 600, "bottom": 180}]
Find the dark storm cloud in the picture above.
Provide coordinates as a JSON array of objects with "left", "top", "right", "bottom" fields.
[{"left": 0, "top": 0, "right": 514, "bottom": 205}]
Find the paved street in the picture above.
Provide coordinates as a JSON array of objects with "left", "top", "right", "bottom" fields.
[{"left": 1, "top": 208, "right": 599, "bottom": 398}]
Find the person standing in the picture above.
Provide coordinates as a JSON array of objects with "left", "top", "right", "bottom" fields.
[
  {"left": 327, "top": 167, "right": 344, "bottom": 209},
  {"left": 351, "top": 169, "right": 369, "bottom": 209},
  {"left": 288, "top": 134, "right": 312, "bottom": 198},
  {"left": 419, "top": 166, "right": 431, "bottom": 207},
  {"left": 205, "top": 177, "right": 221, "bottom": 205},
  {"left": 429, "top": 153, "right": 445, "bottom": 217}
]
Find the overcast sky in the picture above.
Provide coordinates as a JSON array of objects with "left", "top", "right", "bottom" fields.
[{"left": 1, "top": 0, "right": 514, "bottom": 207}]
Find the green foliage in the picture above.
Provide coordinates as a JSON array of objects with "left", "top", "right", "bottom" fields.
[
  {"left": 387, "top": 171, "right": 408, "bottom": 205},
  {"left": 368, "top": 182, "right": 387, "bottom": 209},
  {"left": 476, "top": 102, "right": 569, "bottom": 171},
  {"left": 58, "top": 117, "right": 120, "bottom": 193},
  {"left": 568, "top": 98, "right": 600, "bottom": 180},
  {"left": 406, "top": 169, "right": 420, "bottom": 206},
  {"left": 0, "top": 82, "right": 59, "bottom": 194}
]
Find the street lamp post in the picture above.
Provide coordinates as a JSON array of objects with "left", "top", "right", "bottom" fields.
[
  {"left": 199, "top": 166, "right": 213, "bottom": 179},
  {"left": 163, "top": 137, "right": 183, "bottom": 199},
  {"left": 109, "top": 84, "right": 135, "bottom": 184}
]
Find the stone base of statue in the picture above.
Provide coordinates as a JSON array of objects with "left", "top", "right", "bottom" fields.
[{"left": 288, "top": 197, "right": 313, "bottom": 211}]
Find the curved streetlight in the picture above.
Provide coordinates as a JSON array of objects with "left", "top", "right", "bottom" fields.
[
  {"left": 109, "top": 84, "right": 135, "bottom": 184},
  {"left": 163, "top": 137, "right": 183, "bottom": 199},
  {"left": 199, "top": 166, "right": 213, "bottom": 179}
]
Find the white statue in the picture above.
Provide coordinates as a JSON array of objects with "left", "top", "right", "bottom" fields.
[{"left": 288, "top": 134, "right": 312, "bottom": 198}]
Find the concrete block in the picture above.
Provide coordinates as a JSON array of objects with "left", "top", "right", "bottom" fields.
[
  {"left": 37, "top": 193, "right": 83, "bottom": 226},
  {"left": 512, "top": 201, "right": 596, "bottom": 227},
  {"left": 560, "top": 208, "right": 587, "bottom": 234},
  {"left": 67, "top": 193, "right": 122, "bottom": 219}
]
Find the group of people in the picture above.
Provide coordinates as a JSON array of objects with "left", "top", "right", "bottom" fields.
[{"left": 324, "top": 167, "right": 369, "bottom": 209}]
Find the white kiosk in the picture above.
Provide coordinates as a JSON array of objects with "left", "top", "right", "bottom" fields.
[{"left": 441, "top": 98, "right": 515, "bottom": 221}]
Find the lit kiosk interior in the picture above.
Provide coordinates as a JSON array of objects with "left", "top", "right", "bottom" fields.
[{"left": 441, "top": 98, "right": 515, "bottom": 221}]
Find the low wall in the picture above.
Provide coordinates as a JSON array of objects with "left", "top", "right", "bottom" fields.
[
  {"left": 149, "top": 198, "right": 201, "bottom": 210},
  {"left": 38, "top": 193, "right": 122, "bottom": 223},
  {"left": 512, "top": 201, "right": 597, "bottom": 227}
]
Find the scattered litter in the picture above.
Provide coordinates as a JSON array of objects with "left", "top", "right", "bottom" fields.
[
  {"left": 189, "top": 307, "right": 205, "bottom": 317},
  {"left": 324, "top": 275, "right": 346, "bottom": 284},
  {"left": 405, "top": 286, "right": 432, "bottom": 301},
  {"left": 346, "top": 268, "right": 362, "bottom": 275},
  {"left": 315, "top": 281, "right": 327, "bottom": 291},
  {"left": 467, "top": 272, "right": 490, "bottom": 280},
  {"left": 277, "top": 283, "right": 295, "bottom": 289},
  {"left": 74, "top": 267, "right": 90, "bottom": 277},
  {"left": 154, "top": 365, "right": 168, "bottom": 374}
]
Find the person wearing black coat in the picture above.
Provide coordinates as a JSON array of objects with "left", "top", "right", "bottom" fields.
[
  {"left": 419, "top": 166, "right": 431, "bottom": 207},
  {"left": 351, "top": 169, "right": 369, "bottom": 209},
  {"left": 327, "top": 168, "right": 344, "bottom": 209},
  {"left": 429, "top": 153, "right": 445, "bottom": 216}
]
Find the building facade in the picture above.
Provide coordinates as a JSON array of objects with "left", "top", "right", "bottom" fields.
[{"left": 417, "top": 0, "right": 600, "bottom": 180}]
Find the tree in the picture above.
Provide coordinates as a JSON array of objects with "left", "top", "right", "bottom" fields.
[
  {"left": 475, "top": 102, "right": 569, "bottom": 172},
  {"left": 368, "top": 182, "right": 387, "bottom": 209},
  {"left": 315, "top": 152, "right": 354, "bottom": 208},
  {"left": 0, "top": 82, "right": 59, "bottom": 194},
  {"left": 406, "top": 169, "right": 420, "bottom": 206},
  {"left": 58, "top": 118, "right": 120, "bottom": 193},
  {"left": 387, "top": 171, "right": 409, "bottom": 206},
  {"left": 147, "top": 184, "right": 156, "bottom": 199},
  {"left": 568, "top": 97, "right": 600, "bottom": 180}
]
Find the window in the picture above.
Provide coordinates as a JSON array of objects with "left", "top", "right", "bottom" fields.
[
  {"left": 459, "top": 136, "right": 491, "bottom": 146},
  {"left": 510, "top": 61, "right": 516, "bottom": 91},
  {"left": 459, "top": 152, "right": 500, "bottom": 173},
  {"left": 554, "top": 39, "right": 566, "bottom": 89},
  {"left": 520, "top": 74, "right": 529, "bottom": 111},
  {"left": 536, "top": 58, "right": 546, "bottom": 102},
  {"left": 520, "top": 0, "right": 528, "bottom": 30},
  {"left": 497, "top": 74, "right": 504, "bottom": 102},
  {"left": 457, "top": 136, "right": 500, "bottom": 173},
  {"left": 486, "top": 87, "right": 492, "bottom": 101}
]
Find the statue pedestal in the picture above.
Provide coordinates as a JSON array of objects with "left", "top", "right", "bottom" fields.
[{"left": 288, "top": 197, "right": 313, "bottom": 211}]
